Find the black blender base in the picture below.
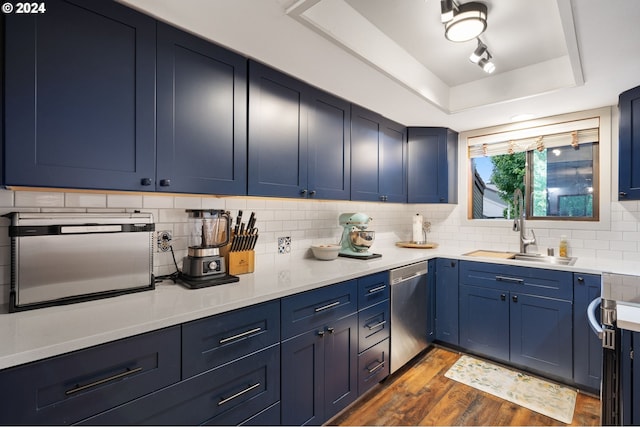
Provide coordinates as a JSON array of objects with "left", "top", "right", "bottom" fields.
[
  {"left": 338, "top": 253, "right": 382, "bottom": 260},
  {"left": 178, "top": 273, "right": 239, "bottom": 289}
]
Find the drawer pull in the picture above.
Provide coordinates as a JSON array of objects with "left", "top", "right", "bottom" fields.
[
  {"left": 219, "top": 327, "right": 262, "bottom": 344},
  {"left": 65, "top": 367, "right": 143, "bottom": 396},
  {"left": 367, "top": 285, "right": 387, "bottom": 294},
  {"left": 367, "top": 361, "right": 385, "bottom": 374},
  {"left": 314, "top": 301, "right": 341, "bottom": 312},
  {"left": 495, "top": 275, "right": 524, "bottom": 284},
  {"left": 367, "top": 320, "right": 387, "bottom": 330},
  {"left": 218, "top": 382, "right": 261, "bottom": 406}
]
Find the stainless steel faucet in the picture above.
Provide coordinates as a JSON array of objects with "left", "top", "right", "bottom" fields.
[{"left": 513, "top": 188, "right": 536, "bottom": 254}]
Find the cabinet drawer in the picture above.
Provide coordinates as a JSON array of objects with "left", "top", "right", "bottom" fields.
[
  {"left": 358, "top": 271, "right": 390, "bottom": 309},
  {"left": 238, "top": 401, "right": 280, "bottom": 426},
  {"left": 459, "top": 261, "right": 572, "bottom": 300},
  {"left": 81, "top": 345, "right": 280, "bottom": 426},
  {"left": 182, "top": 300, "right": 280, "bottom": 378},
  {"left": 358, "top": 301, "right": 390, "bottom": 352},
  {"left": 281, "top": 280, "right": 357, "bottom": 339},
  {"left": 358, "top": 338, "right": 390, "bottom": 396},
  {"left": 0, "top": 326, "right": 181, "bottom": 425}
]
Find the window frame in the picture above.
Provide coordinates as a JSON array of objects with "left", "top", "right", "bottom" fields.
[{"left": 524, "top": 143, "right": 600, "bottom": 221}]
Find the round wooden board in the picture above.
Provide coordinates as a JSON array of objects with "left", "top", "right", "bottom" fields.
[{"left": 395, "top": 241, "right": 438, "bottom": 249}]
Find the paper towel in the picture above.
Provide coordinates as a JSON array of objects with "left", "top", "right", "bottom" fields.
[{"left": 412, "top": 214, "right": 424, "bottom": 243}]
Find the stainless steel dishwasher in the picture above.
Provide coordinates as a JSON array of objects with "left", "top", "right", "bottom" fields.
[{"left": 389, "top": 261, "right": 429, "bottom": 373}]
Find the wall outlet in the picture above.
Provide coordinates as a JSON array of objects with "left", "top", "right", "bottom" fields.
[
  {"left": 157, "top": 231, "right": 173, "bottom": 252},
  {"left": 278, "top": 236, "right": 291, "bottom": 254}
]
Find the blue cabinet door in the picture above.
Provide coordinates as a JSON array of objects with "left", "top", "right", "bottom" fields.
[
  {"left": 619, "top": 85, "right": 640, "bottom": 200},
  {"left": 350, "top": 105, "right": 407, "bottom": 202},
  {"left": 307, "top": 88, "right": 351, "bottom": 200},
  {"left": 350, "top": 105, "right": 382, "bottom": 201},
  {"left": 407, "top": 127, "right": 458, "bottom": 203},
  {"left": 435, "top": 258, "right": 459, "bottom": 345},
  {"left": 621, "top": 330, "right": 639, "bottom": 426},
  {"left": 459, "top": 284, "right": 510, "bottom": 362},
  {"left": 324, "top": 314, "right": 358, "bottom": 420},
  {"left": 248, "top": 61, "right": 309, "bottom": 198},
  {"left": 573, "top": 274, "right": 602, "bottom": 391},
  {"left": 379, "top": 119, "right": 407, "bottom": 203},
  {"left": 156, "top": 23, "right": 247, "bottom": 195},
  {"left": 281, "top": 330, "right": 325, "bottom": 426},
  {"left": 510, "top": 293, "right": 573, "bottom": 380},
  {"left": 4, "top": 0, "right": 156, "bottom": 191}
]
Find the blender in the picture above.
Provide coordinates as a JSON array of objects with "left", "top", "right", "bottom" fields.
[
  {"left": 338, "top": 213, "right": 381, "bottom": 259},
  {"left": 182, "top": 209, "right": 232, "bottom": 281}
]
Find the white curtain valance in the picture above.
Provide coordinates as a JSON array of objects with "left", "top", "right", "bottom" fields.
[{"left": 468, "top": 117, "right": 600, "bottom": 159}]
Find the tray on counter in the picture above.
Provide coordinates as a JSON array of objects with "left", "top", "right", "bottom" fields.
[{"left": 395, "top": 241, "right": 438, "bottom": 249}]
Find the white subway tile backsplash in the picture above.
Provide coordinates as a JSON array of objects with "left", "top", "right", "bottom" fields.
[
  {"left": 15, "top": 191, "right": 64, "bottom": 207},
  {"left": 65, "top": 192, "right": 106, "bottom": 208},
  {"left": 0, "top": 191, "right": 14, "bottom": 207},
  {"left": 107, "top": 193, "right": 143, "bottom": 208},
  {"left": 143, "top": 195, "right": 174, "bottom": 209},
  {"left": 201, "top": 197, "right": 226, "bottom": 210},
  {"left": 174, "top": 196, "right": 202, "bottom": 209}
]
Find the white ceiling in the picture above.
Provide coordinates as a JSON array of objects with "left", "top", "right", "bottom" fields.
[{"left": 120, "top": 0, "right": 640, "bottom": 132}]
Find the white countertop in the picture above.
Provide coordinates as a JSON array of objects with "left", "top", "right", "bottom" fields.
[{"left": 1, "top": 238, "right": 640, "bottom": 371}]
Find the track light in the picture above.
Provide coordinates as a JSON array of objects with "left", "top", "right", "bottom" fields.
[
  {"left": 444, "top": 1, "right": 487, "bottom": 42},
  {"left": 478, "top": 56, "right": 495, "bottom": 73},
  {"left": 469, "top": 40, "right": 487, "bottom": 64},
  {"left": 440, "top": 0, "right": 454, "bottom": 23}
]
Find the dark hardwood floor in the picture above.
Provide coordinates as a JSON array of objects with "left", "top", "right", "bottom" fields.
[{"left": 330, "top": 347, "right": 601, "bottom": 426}]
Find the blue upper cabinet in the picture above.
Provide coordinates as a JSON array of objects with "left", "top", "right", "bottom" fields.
[
  {"left": 407, "top": 127, "right": 458, "bottom": 203},
  {"left": 351, "top": 105, "right": 407, "bottom": 202},
  {"left": 619, "top": 85, "right": 640, "bottom": 200},
  {"left": 4, "top": 0, "right": 156, "bottom": 191},
  {"left": 156, "top": 23, "right": 247, "bottom": 195},
  {"left": 307, "top": 88, "right": 351, "bottom": 200},
  {"left": 248, "top": 61, "right": 351, "bottom": 199},
  {"left": 248, "top": 61, "right": 310, "bottom": 198}
]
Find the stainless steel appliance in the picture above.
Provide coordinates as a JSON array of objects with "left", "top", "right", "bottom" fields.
[
  {"left": 338, "top": 212, "right": 381, "bottom": 260},
  {"left": 179, "top": 209, "right": 238, "bottom": 289},
  {"left": 389, "top": 261, "right": 429, "bottom": 373},
  {"left": 588, "top": 272, "right": 640, "bottom": 425},
  {"left": 8, "top": 212, "right": 155, "bottom": 312}
]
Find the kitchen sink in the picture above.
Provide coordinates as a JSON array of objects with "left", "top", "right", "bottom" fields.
[{"left": 513, "top": 253, "right": 577, "bottom": 266}]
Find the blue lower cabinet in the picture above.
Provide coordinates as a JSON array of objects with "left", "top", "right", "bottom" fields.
[
  {"left": 358, "top": 301, "right": 390, "bottom": 353},
  {"left": 622, "top": 330, "right": 640, "bottom": 425},
  {"left": 80, "top": 345, "right": 280, "bottom": 425},
  {"left": 459, "top": 284, "right": 510, "bottom": 362},
  {"left": 510, "top": 293, "right": 572, "bottom": 379},
  {"left": 0, "top": 326, "right": 181, "bottom": 426},
  {"left": 239, "top": 402, "right": 281, "bottom": 426},
  {"left": 357, "top": 338, "right": 390, "bottom": 396},
  {"left": 281, "top": 313, "right": 358, "bottom": 426},
  {"left": 435, "top": 258, "right": 459, "bottom": 345},
  {"left": 573, "top": 274, "right": 602, "bottom": 391}
]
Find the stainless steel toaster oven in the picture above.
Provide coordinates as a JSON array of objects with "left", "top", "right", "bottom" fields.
[{"left": 8, "top": 212, "right": 155, "bottom": 312}]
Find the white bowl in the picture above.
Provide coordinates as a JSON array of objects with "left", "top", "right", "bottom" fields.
[{"left": 311, "top": 244, "right": 341, "bottom": 261}]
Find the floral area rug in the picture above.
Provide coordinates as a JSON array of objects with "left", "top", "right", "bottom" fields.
[{"left": 444, "top": 355, "right": 577, "bottom": 424}]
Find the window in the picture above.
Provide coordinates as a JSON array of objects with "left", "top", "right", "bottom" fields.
[{"left": 469, "top": 119, "right": 599, "bottom": 221}]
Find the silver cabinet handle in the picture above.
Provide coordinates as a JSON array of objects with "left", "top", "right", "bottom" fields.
[
  {"left": 314, "top": 301, "right": 340, "bottom": 312},
  {"left": 367, "top": 285, "right": 386, "bottom": 294},
  {"left": 366, "top": 320, "right": 387, "bottom": 330},
  {"left": 218, "top": 382, "right": 261, "bottom": 406},
  {"left": 495, "top": 275, "right": 524, "bottom": 284},
  {"left": 367, "top": 361, "right": 385, "bottom": 374},
  {"left": 65, "top": 367, "right": 143, "bottom": 395},
  {"left": 219, "top": 327, "right": 262, "bottom": 344}
]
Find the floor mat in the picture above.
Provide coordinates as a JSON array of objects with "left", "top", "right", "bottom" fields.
[{"left": 445, "top": 355, "right": 577, "bottom": 424}]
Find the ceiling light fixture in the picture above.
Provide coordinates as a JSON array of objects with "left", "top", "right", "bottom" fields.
[
  {"left": 440, "top": 0, "right": 454, "bottom": 23},
  {"left": 468, "top": 38, "right": 494, "bottom": 73},
  {"left": 478, "top": 56, "right": 495, "bottom": 73},
  {"left": 469, "top": 39, "right": 487, "bottom": 64},
  {"left": 444, "top": 1, "right": 487, "bottom": 42}
]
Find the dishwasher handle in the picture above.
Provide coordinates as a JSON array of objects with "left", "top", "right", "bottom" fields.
[
  {"left": 389, "top": 262, "right": 428, "bottom": 285},
  {"left": 587, "top": 297, "right": 603, "bottom": 340}
]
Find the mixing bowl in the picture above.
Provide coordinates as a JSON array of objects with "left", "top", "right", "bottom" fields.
[
  {"left": 311, "top": 244, "right": 341, "bottom": 260},
  {"left": 349, "top": 230, "right": 375, "bottom": 252}
]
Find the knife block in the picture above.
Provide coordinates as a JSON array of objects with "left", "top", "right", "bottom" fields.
[{"left": 220, "top": 245, "right": 255, "bottom": 275}]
